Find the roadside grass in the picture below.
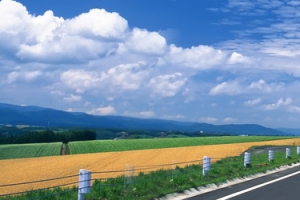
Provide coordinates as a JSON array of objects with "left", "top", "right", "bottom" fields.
[
  {"left": 0, "top": 143, "right": 61, "bottom": 160},
  {"left": 70, "top": 136, "right": 293, "bottom": 154},
  {"left": 2, "top": 146, "right": 299, "bottom": 200}
]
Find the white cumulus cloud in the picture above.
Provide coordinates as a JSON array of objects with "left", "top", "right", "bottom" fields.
[
  {"left": 288, "top": 105, "right": 300, "bottom": 113},
  {"left": 262, "top": 97, "right": 293, "bottom": 110},
  {"left": 228, "top": 52, "right": 253, "bottom": 64},
  {"left": 244, "top": 98, "right": 262, "bottom": 106},
  {"left": 209, "top": 81, "right": 242, "bottom": 95},
  {"left": 63, "top": 94, "right": 82, "bottom": 102},
  {"left": 60, "top": 70, "right": 102, "bottom": 93},
  {"left": 7, "top": 70, "right": 42, "bottom": 83},
  {"left": 149, "top": 73, "right": 187, "bottom": 97},
  {"left": 139, "top": 110, "right": 155, "bottom": 118},
  {"left": 223, "top": 117, "right": 237, "bottom": 122},
  {"left": 105, "top": 62, "right": 148, "bottom": 90},
  {"left": 0, "top": 0, "right": 128, "bottom": 63},
  {"left": 65, "top": 8, "right": 128, "bottom": 39},
  {"left": 165, "top": 44, "right": 226, "bottom": 69},
  {"left": 248, "top": 79, "right": 284, "bottom": 93},
  {"left": 125, "top": 28, "right": 167, "bottom": 54},
  {"left": 88, "top": 106, "right": 116, "bottom": 115}
]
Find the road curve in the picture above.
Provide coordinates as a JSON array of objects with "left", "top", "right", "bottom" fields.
[{"left": 185, "top": 164, "right": 300, "bottom": 200}]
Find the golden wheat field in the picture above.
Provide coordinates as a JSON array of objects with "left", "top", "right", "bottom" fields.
[{"left": 2, "top": 138, "right": 300, "bottom": 195}]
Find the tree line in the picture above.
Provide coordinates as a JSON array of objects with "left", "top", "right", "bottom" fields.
[{"left": 0, "top": 129, "right": 96, "bottom": 144}]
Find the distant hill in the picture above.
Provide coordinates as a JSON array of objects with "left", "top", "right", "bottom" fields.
[
  {"left": 276, "top": 128, "right": 300, "bottom": 136},
  {"left": 0, "top": 103, "right": 290, "bottom": 136},
  {"left": 0, "top": 103, "right": 48, "bottom": 112}
]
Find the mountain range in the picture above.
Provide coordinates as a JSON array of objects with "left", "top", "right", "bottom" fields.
[{"left": 0, "top": 102, "right": 298, "bottom": 136}]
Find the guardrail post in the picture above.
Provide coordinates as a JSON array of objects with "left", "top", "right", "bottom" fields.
[
  {"left": 202, "top": 156, "right": 211, "bottom": 176},
  {"left": 78, "top": 169, "right": 91, "bottom": 200},
  {"left": 244, "top": 152, "right": 251, "bottom": 167},
  {"left": 268, "top": 150, "right": 274, "bottom": 161},
  {"left": 297, "top": 147, "right": 300, "bottom": 155},
  {"left": 286, "top": 148, "right": 291, "bottom": 158}
]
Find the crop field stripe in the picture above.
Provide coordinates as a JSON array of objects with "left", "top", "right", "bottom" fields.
[
  {"left": 70, "top": 136, "right": 294, "bottom": 154},
  {"left": 34, "top": 143, "right": 45, "bottom": 157},
  {"left": 1, "top": 138, "right": 300, "bottom": 195},
  {"left": 0, "top": 143, "right": 62, "bottom": 160}
]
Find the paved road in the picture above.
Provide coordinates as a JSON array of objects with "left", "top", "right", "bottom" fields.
[{"left": 186, "top": 165, "right": 300, "bottom": 200}]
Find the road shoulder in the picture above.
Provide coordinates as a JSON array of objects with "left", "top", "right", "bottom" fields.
[{"left": 155, "top": 162, "right": 300, "bottom": 200}]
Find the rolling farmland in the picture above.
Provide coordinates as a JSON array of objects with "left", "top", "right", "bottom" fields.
[
  {"left": 0, "top": 136, "right": 292, "bottom": 160},
  {"left": 1, "top": 138, "right": 300, "bottom": 195},
  {"left": 70, "top": 136, "right": 292, "bottom": 154},
  {"left": 0, "top": 143, "right": 61, "bottom": 160}
]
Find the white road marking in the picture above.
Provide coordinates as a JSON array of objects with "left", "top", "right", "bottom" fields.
[{"left": 217, "top": 170, "right": 300, "bottom": 200}]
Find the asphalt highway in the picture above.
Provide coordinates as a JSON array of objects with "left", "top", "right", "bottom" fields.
[{"left": 186, "top": 165, "right": 300, "bottom": 200}]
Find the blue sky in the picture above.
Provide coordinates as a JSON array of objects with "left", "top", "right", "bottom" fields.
[{"left": 1, "top": 0, "right": 300, "bottom": 128}]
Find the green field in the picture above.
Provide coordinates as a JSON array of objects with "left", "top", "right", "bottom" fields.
[
  {"left": 0, "top": 136, "right": 294, "bottom": 160},
  {"left": 70, "top": 136, "right": 293, "bottom": 154},
  {"left": 0, "top": 143, "right": 62, "bottom": 160}
]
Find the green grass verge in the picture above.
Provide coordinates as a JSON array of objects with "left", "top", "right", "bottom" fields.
[
  {"left": 70, "top": 136, "right": 293, "bottom": 154},
  {"left": 2, "top": 146, "right": 300, "bottom": 200},
  {"left": 0, "top": 143, "right": 62, "bottom": 160}
]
